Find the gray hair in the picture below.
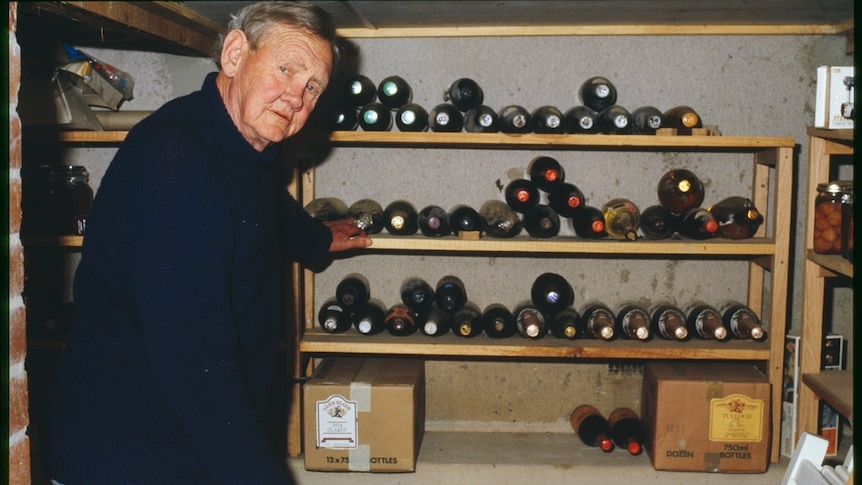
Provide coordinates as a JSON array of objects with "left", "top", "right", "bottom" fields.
[{"left": 213, "top": 1, "right": 339, "bottom": 70}]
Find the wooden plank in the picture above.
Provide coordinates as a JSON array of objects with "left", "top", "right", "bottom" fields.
[
  {"left": 807, "top": 250, "right": 854, "bottom": 278},
  {"left": 802, "top": 371, "right": 854, "bottom": 420}
]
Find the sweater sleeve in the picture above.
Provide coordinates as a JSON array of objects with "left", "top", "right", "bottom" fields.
[{"left": 280, "top": 189, "right": 333, "bottom": 264}]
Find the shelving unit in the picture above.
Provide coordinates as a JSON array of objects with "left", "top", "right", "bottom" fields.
[
  {"left": 292, "top": 131, "right": 794, "bottom": 462},
  {"left": 797, "top": 127, "right": 854, "bottom": 443}
]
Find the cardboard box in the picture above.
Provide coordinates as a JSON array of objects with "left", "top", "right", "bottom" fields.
[
  {"left": 815, "top": 66, "right": 854, "bottom": 129},
  {"left": 642, "top": 362, "right": 771, "bottom": 473},
  {"left": 820, "top": 334, "right": 845, "bottom": 457},
  {"left": 303, "top": 358, "right": 425, "bottom": 472}
]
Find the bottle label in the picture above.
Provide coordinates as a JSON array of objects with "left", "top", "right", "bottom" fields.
[
  {"left": 316, "top": 394, "right": 358, "bottom": 449},
  {"left": 708, "top": 394, "right": 765, "bottom": 442}
]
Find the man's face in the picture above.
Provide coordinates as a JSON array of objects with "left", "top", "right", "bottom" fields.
[{"left": 227, "top": 25, "right": 332, "bottom": 150}]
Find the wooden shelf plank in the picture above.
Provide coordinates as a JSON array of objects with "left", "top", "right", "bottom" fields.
[
  {"left": 806, "top": 127, "right": 855, "bottom": 143},
  {"left": 23, "top": 130, "right": 128, "bottom": 144},
  {"left": 22, "top": 236, "right": 85, "bottom": 248},
  {"left": 806, "top": 250, "right": 854, "bottom": 278},
  {"left": 300, "top": 330, "right": 770, "bottom": 360},
  {"left": 802, "top": 371, "right": 853, "bottom": 420}
]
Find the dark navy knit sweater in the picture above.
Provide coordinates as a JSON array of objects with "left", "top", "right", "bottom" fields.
[{"left": 48, "top": 73, "right": 332, "bottom": 484}]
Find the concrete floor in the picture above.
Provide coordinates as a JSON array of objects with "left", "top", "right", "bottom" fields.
[{"left": 288, "top": 431, "right": 790, "bottom": 484}]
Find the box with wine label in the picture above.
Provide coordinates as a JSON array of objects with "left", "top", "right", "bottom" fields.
[
  {"left": 303, "top": 357, "right": 425, "bottom": 472},
  {"left": 814, "top": 65, "right": 854, "bottom": 129},
  {"left": 642, "top": 362, "right": 771, "bottom": 473}
]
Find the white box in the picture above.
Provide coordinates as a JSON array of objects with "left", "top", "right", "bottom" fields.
[
  {"left": 815, "top": 66, "right": 854, "bottom": 129},
  {"left": 782, "top": 335, "right": 801, "bottom": 458}
]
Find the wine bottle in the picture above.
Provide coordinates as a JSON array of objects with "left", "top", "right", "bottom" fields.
[
  {"left": 445, "top": 78, "right": 484, "bottom": 112},
  {"left": 523, "top": 204, "right": 561, "bottom": 238},
  {"left": 498, "top": 105, "right": 532, "bottom": 133},
  {"left": 662, "top": 105, "right": 703, "bottom": 134},
  {"left": 384, "top": 199, "right": 419, "bottom": 236},
  {"left": 631, "top": 106, "right": 664, "bottom": 135},
  {"left": 570, "top": 404, "right": 614, "bottom": 452},
  {"left": 649, "top": 302, "right": 689, "bottom": 341},
  {"left": 657, "top": 168, "right": 705, "bottom": 213},
  {"left": 676, "top": 207, "right": 718, "bottom": 240},
  {"left": 718, "top": 301, "right": 766, "bottom": 341},
  {"left": 608, "top": 407, "right": 645, "bottom": 455},
  {"left": 395, "top": 103, "right": 429, "bottom": 132},
  {"left": 684, "top": 301, "right": 729, "bottom": 341},
  {"left": 327, "top": 104, "right": 358, "bottom": 131},
  {"left": 429, "top": 103, "right": 464, "bottom": 132},
  {"left": 708, "top": 196, "right": 764, "bottom": 239},
  {"left": 358, "top": 102, "right": 393, "bottom": 131},
  {"left": 579, "top": 76, "right": 618, "bottom": 113},
  {"left": 597, "top": 105, "right": 633, "bottom": 134},
  {"left": 615, "top": 303, "right": 651, "bottom": 341},
  {"left": 352, "top": 298, "right": 387, "bottom": 336},
  {"left": 418, "top": 305, "right": 452, "bottom": 337},
  {"left": 318, "top": 298, "right": 351, "bottom": 333},
  {"left": 549, "top": 306, "right": 581, "bottom": 339},
  {"left": 463, "top": 105, "right": 500, "bottom": 133},
  {"left": 580, "top": 302, "right": 616, "bottom": 340},
  {"left": 531, "top": 105, "right": 565, "bottom": 134},
  {"left": 435, "top": 275, "right": 467, "bottom": 313},
  {"left": 452, "top": 301, "right": 483, "bottom": 338},
  {"left": 601, "top": 198, "right": 640, "bottom": 241},
  {"left": 570, "top": 206, "right": 608, "bottom": 239},
  {"left": 563, "top": 106, "right": 599, "bottom": 134},
  {"left": 548, "top": 182, "right": 586, "bottom": 218},
  {"left": 528, "top": 156, "right": 566, "bottom": 192},
  {"left": 417, "top": 205, "right": 451, "bottom": 237},
  {"left": 479, "top": 200, "right": 523, "bottom": 238},
  {"left": 335, "top": 273, "right": 370, "bottom": 309},
  {"left": 400, "top": 277, "right": 435, "bottom": 313},
  {"left": 377, "top": 75, "right": 412, "bottom": 110},
  {"left": 504, "top": 178, "right": 540, "bottom": 213},
  {"left": 449, "top": 204, "right": 483, "bottom": 236},
  {"left": 304, "top": 197, "right": 349, "bottom": 222},
  {"left": 481, "top": 303, "right": 516, "bottom": 338},
  {"left": 514, "top": 301, "right": 548, "bottom": 339},
  {"left": 343, "top": 73, "right": 376, "bottom": 107},
  {"left": 384, "top": 303, "right": 418, "bottom": 336},
  {"left": 639, "top": 204, "right": 677, "bottom": 240},
  {"left": 530, "top": 272, "right": 574, "bottom": 315},
  {"left": 348, "top": 198, "right": 385, "bottom": 234}
]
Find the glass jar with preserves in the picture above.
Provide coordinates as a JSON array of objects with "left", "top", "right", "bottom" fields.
[{"left": 813, "top": 181, "right": 850, "bottom": 255}]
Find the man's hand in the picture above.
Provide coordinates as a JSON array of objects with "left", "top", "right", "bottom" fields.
[{"left": 324, "top": 218, "right": 372, "bottom": 252}]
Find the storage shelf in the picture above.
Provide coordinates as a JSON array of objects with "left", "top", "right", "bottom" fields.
[
  {"left": 300, "top": 329, "right": 770, "bottom": 360},
  {"left": 806, "top": 250, "right": 854, "bottom": 278},
  {"left": 22, "top": 235, "right": 84, "bottom": 248},
  {"left": 802, "top": 371, "right": 853, "bottom": 420}
]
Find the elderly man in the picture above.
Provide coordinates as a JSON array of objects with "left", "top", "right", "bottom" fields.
[{"left": 48, "top": 2, "right": 369, "bottom": 483}]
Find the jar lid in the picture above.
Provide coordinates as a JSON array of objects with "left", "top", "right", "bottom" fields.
[{"left": 817, "top": 181, "right": 852, "bottom": 194}]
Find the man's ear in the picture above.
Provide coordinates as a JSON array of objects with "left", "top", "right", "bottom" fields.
[{"left": 220, "top": 29, "right": 248, "bottom": 77}]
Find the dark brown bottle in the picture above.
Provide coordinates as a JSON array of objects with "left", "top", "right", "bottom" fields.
[
  {"left": 418, "top": 205, "right": 451, "bottom": 237},
  {"left": 449, "top": 204, "right": 483, "bottom": 235},
  {"left": 358, "top": 102, "right": 392, "bottom": 131},
  {"left": 318, "top": 298, "right": 351, "bottom": 333},
  {"left": 579, "top": 76, "right": 618, "bottom": 113},
  {"left": 395, "top": 103, "right": 429, "bottom": 132},
  {"left": 684, "top": 301, "right": 729, "bottom": 341},
  {"left": 580, "top": 302, "right": 616, "bottom": 340},
  {"left": 377, "top": 75, "right": 412, "bottom": 110},
  {"left": 498, "top": 105, "right": 532, "bottom": 133},
  {"left": 570, "top": 206, "right": 607, "bottom": 239},
  {"left": 479, "top": 200, "right": 523, "bottom": 238},
  {"left": 435, "top": 275, "right": 467, "bottom": 314},
  {"left": 530, "top": 272, "right": 574, "bottom": 315},
  {"left": 657, "top": 169, "right": 705, "bottom": 213},
  {"left": 335, "top": 273, "right": 370, "bottom": 310},
  {"left": 400, "top": 276, "right": 435, "bottom": 313},
  {"left": 463, "top": 105, "right": 500, "bottom": 133},
  {"left": 718, "top": 301, "right": 766, "bottom": 341},
  {"left": 384, "top": 303, "right": 418, "bottom": 336},
  {"left": 352, "top": 298, "right": 387, "bottom": 336},
  {"left": 304, "top": 197, "right": 349, "bottom": 222},
  {"left": 514, "top": 301, "right": 548, "bottom": 339},
  {"left": 531, "top": 105, "right": 565, "bottom": 134},
  {"left": 481, "top": 303, "right": 516, "bottom": 338},
  {"left": 504, "top": 179, "right": 540, "bottom": 213},
  {"left": 549, "top": 306, "right": 581, "bottom": 339},
  {"left": 342, "top": 74, "right": 377, "bottom": 107},
  {"left": 563, "top": 105, "right": 599, "bottom": 134},
  {"left": 548, "top": 182, "right": 586, "bottom": 218},
  {"left": 528, "top": 156, "right": 566, "bottom": 192},
  {"left": 429, "top": 103, "right": 464, "bottom": 132},
  {"left": 662, "top": 105, "right": 703, "bottom": 134},
  {"left": 384, "top": 199, "right": 419, "bottom": 235},
  {"left": 631, "top": 106, "right": 664, "bottom": 135},
  {"left": 649, "top": 302, "right": 689, "bottom": 341},
  {"left": 418, "top": 305, "right": 452, "bottom": 337},
  {"left": 327, "top": 104, "right": 358, "bottom": 131},
  {"left": 708, "top": 196, "right": 764, "bottom": 239},
  {"left": 523, "top": 204, "right": 561, "bottom": 238},
  {"left": 570, "top": 404, "right": 614, "bottom": 452},
  {"left": 445, "top": 78, "right": 484, "bottom": 112},
  {"left": 348, "top": 198, "right": 385, "bottom": 234},
  {"left": 608, "top": 407, "right": 645, "bottom": 455},
  {"left": 452, "top": 301, "right": 483, "bottom": 338},
  {"left": 597, "top": 105, "right": 632, "bottom": 134},
  {"left": 639, "top": 204, "right": 677, "bottom": 240},
  {"left": 676, "top": 207, "right": 719, "bottom": 240},
  {"left": 615, "top": 303, "right": 651, "bottom": 341}
]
